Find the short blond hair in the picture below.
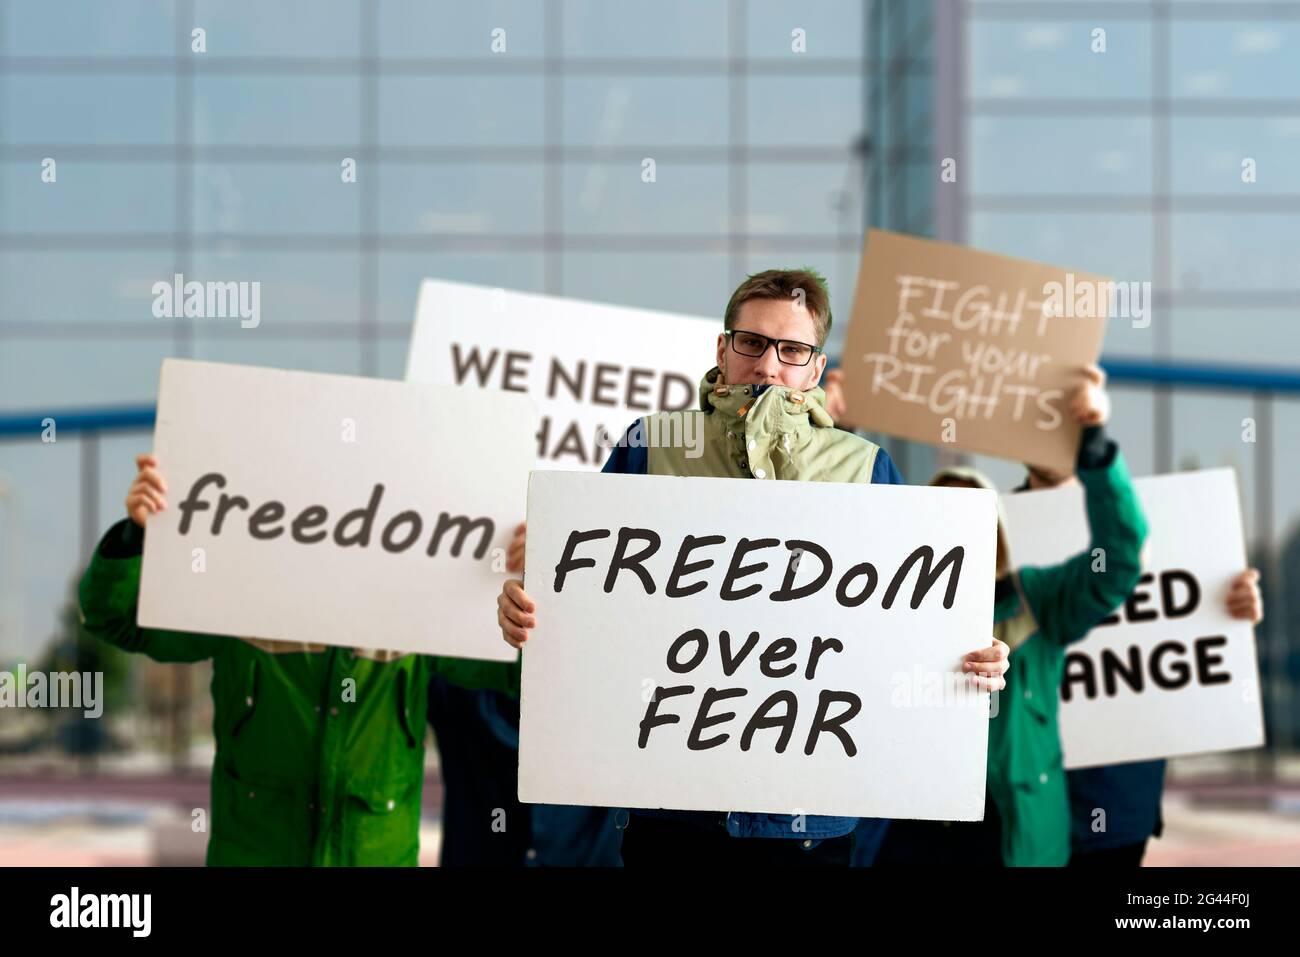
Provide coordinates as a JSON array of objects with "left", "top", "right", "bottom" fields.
[{"left": 723, "top": 267, "right": 832, "bottom": 348}]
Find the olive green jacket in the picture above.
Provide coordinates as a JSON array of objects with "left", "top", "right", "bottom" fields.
[
  {"left": 77, "top": 519, "right": 519, "bottom": 866},
  {"left": 989, "top": 451, "right": 1148, "bottom": 866},
  {"left": 642, "top": 366, "right": 883, "bottom": 481}
]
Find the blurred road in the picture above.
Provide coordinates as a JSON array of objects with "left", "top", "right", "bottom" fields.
[{"left": 2, "top": 775, "right": 1300, "bottom": 866}]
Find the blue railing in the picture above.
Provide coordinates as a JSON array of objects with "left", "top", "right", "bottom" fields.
[
  {"left": 0, "top": 405, "right": 156, "bottom": 438},
  {"left": 1100, "top": 358, "right": 1300, "bottom": 395}
]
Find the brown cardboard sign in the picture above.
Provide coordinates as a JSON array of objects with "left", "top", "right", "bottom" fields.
[{"left": 842, "top": 229, "right": 1109, "bottom": 472}]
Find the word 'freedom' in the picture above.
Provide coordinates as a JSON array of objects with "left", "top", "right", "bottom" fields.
[{"left": 175, "top": 472, "right": 495, "bottom": 559}]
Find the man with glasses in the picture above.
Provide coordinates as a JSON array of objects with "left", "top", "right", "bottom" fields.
[{"left": 496, "top": 267, "right": 1011, "bottom": 867}]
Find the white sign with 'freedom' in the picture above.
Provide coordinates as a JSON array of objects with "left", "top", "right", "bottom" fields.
[
  {"left": 518, "top": 471, "right": 997, "bottom": 820},
  {"left": 1000, "top": 468, "right": 1265, "bottom": 768},
  {"left": 137, "top": 358, "right": 534, "bottom": 660}
]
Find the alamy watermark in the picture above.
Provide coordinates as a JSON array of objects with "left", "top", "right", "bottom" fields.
[
  {"left": 1041, "top": 273, "right": 1152, "bottom": 329},
  {"left": 890, "top": 666, "right": 999, "bottom": 718},
  {"left": 152, "top": 272, "right": 261, "bottom": 329},
  {"left": 50, "top": 887, "right": 150, "bottom": 937},
  {"left": 0, "top": 665, "right": 103, "bottom": 718},
  {"left": 597, "top": 411, "right": 705, "bottom": 459}
]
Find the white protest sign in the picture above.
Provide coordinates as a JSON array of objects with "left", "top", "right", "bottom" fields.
[
  {"left": 518, "top": 471, "right": 996, "bottom": 820},
  {"left": 1000, "top": 468, "right": 1265, "bottom": 768},
  {"left": 404, "top": 279, "right": 719, "bottom": 470},
  {"left": 138, "top": 358, "right": 534, "bottom": 660}
]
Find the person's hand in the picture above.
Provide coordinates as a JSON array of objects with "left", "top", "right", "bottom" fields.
[
  {"left": 822, "top": 368, "right": 848, "bottom": 421},
  {"left": 1068, "top": 363, "right": 1111, "bottom": 427},
  {"left": 962, "top": 636, "right": 1010, "bottom": 692},
  {"left": 126, "top": 453, "right": 167, "bottom": 527},
  {"left": 1227, "top": 568, "right": 1263, "bottom": 624},
  {"left": 506, "top": 522, "right": 526, "bottom": 574},
  {"left": 498, "top": 579, "right": 536, "bottom": 650}
]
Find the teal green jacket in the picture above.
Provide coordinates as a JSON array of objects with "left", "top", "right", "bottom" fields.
[
  {"left": 77, "top": 518, "right": 519, "bottom": 866},
  {"left": 989, "top": 446, "right": 1148, "bottom": 866}
]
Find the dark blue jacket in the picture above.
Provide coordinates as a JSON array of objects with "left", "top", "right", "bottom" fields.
[
  {"left": 1068, "top": 759, "right": 1166, "bottom": 854},
  {"left": 428, "top": 675, "right": 624, "bottom": 866}
]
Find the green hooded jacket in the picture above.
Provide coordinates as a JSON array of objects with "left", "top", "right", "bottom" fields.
[
  {"left": 985, "top": 448, "right": 1148, "bottom": 866},
  {"left": 77, "top": 518, "right": 520, "bottom": 866}
]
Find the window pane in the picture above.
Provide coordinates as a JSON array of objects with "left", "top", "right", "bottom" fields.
[
  {"left": 191, "top": 0, "right": 361, "bottom": 57},
  {"left": 745, "top": 75, "right": 862, "bottom": 148},
  {"left": 380, "top": 76, "right": 543, "bottom": 146},
  {"left": 0, "top": 336, "right": 173, "bottom": 409},
  {"left": 2, "top": 161, "right": 174, "bottom": 233},
  {"left": 5, "top": 76, "right": 174, "bottom": 144},
  {"left": 561, "top": 251, "right": 727, "bottom": 317},
  {"left": 1172, "top": 22, "right": 1300, "bottom": 100},
  {"left": 1172, "top": 391, "right": 1259, "bottom": 534},
  {"left": 186, "top": 248, "right": 361, "bottom": 324},
  {"left": 969, "top": 20, "right": 1152, "bottom": 100},
  {"left": 745, "top": 0, "right": 865, "bottom": 59},
  {"left": 1171, "top": 214, "right": 1299, "bottom": 291},
  {"left": 380, "top": 0, "right": 545, "bottom": 58},
  {"left": 190, "top": 328, "right": 362, "bottom": 376},
  {"left": 562, "top": 0, "right": 727, "bottom": 57},
  {"left": 193, "top": 162, "right": 358, "bottom": 235},
  {"left": 971, "top": 116, "right": 1152, "bottom": 194},
  {"left": 1169, "top": 311, "right": 1299, "bottom": 365},
  {"left": 0, "top": 251, "right": 178, "bottom": 322},
  {"left": 564, "top": 76, "right": 727, "bottom": 147},
  {"left": 376, "top": 252, "right": 546, "bottom": 335},
  {"left": 379, "top": 162, "right": 544, "bottom": 235},
  {"left": 967, "top": 212, "right": 1153, "bottom": 285},
  {"left": 3, "top": 0, "right": 174, "bottom": 57},
  {"left": 563, "top": 161, "right": 726, "bottom": 234},
  {"left": 1172, "top": 117, "right": 1300, "bottom": 195},
  {"left": 746, "top": 162, "right": 863, "bottom": 236},
  {"left": 193, "top": 76, "right": 359, "bottom": 147}
]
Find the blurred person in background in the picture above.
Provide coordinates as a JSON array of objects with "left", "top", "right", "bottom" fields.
[
  {"left": 428, "top": 659, "right": 623, "bottom": 865},
  {"left": 872, "top": 365, "right": 1150, "bottom": 866},
  {"left": 989, "top": 470, "right": 1268, "bottom": 868}
]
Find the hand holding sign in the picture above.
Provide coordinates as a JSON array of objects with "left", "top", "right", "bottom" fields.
[
  {"left": 1227, "top": 568, "right": 1263, "bottom": 624},
  {"left": 822, "top": 368, "right": 849, "bottom": 422},
  {"left": 126, "top": 453, "right": 168, "bottom": 526},
  {"left": 1068, "top": 363, "right": 1111, "bottom": 428},
  {"left": 505, "top": 522, "right": 527, "bottom": 574},
  {"left": 498, "top": 578, "right": 535, "bottom": 649}
]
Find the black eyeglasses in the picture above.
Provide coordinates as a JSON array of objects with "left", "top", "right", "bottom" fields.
[{"left": 724, "top": 329, "right": 822, "bottom": 367}]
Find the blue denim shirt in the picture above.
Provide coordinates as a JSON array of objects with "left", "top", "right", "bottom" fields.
[{"left": 601, "top": 382, "right": 904, "bottom": 846}]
